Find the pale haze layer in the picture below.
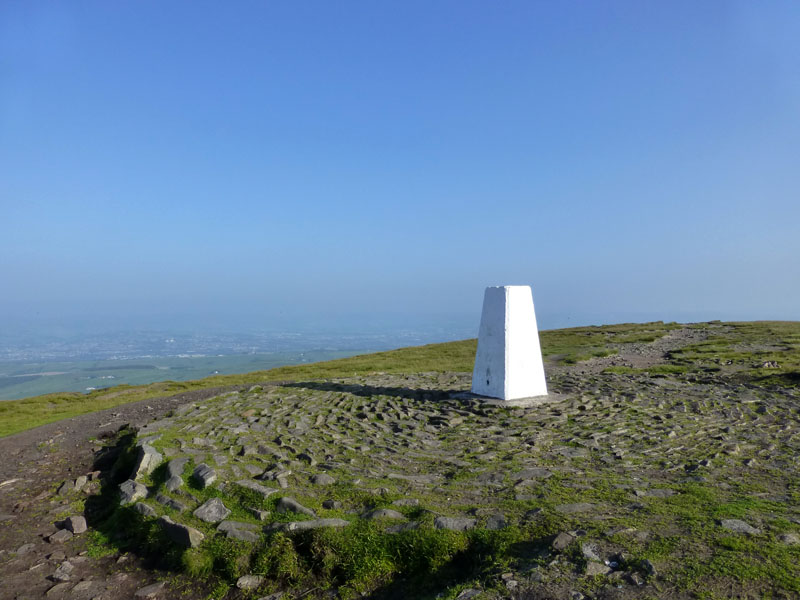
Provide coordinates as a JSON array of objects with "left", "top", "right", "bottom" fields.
[{"left": 2, "top": 1, "right": 799, "bottom": 339}]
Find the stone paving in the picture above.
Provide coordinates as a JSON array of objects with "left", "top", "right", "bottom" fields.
[{"left": 121, "top": 366, "right": 800, "bottom": 560}]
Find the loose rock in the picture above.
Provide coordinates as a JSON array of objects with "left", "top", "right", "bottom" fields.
[{"left": 434, "top": 516, "right": 476, "bottom": 531}]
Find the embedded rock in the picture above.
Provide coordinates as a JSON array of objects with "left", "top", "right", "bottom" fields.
[
  {"left": 267, "top": 518, "right": 349, "bottom": 532},
  {"left": 236, "top": 575, "right": 264, "bottom": 590},
  {"left": 119, "top": 479, "right": 148, "bottom": 505},
  {"left": 235, "top": 480, "right": 279, "bottom": 498},
  {"left": 720, "top": 519, "right": 761, "bottom": 535},
  {"left": 131, "top": 444, "right": 163, "bottom": 479},
  {"left": 192, "top": 464, "right": 216, "bottom": 488},
  {"left": 217, "top": 520, "right": 260, "bottom": 542},
  {"left": 164, "top": 476, "right": 183, "bottom": 492},
  {"left": 311, "top": 473, "right": 336, "bottom": 486},
  {"left": 64, "top": 515, "right": 87, "bottom": 534},
  {"left": 159, "top": 516, "right": 204, "bottom": 548},
  {"left": 276, "top": 496, "right": 316, "bottom": 517},
  {"left": 166, "top": 457, "right": 190, "bottom": 479},
  {"left": 193, "top": 498, "right": 231, "bottom": 523},
  {"left": 434, "top": 516, "right": 476, "bottom": 531},
  {"left": 364, "top": 508, "right": 404, "bottom": 520},
  {"left": 134, "top": 502, "right": 157, "bottom": 517}
]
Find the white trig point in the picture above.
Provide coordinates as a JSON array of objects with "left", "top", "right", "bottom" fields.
[{"left": 471, "top": 285, "right": 547, "bottom": 401}]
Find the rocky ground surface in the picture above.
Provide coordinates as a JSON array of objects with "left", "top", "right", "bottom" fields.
[{"left": 1, "top": 326, "right": 799, "bottom": 600}]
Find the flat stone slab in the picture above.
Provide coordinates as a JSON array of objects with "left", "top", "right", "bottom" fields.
[
  {"left": 720, "top": 519, "right": 761, "bottom": 535},
  {"left": 193, "top": 498, "right": 231, "bottom": 523},
  {"left": 276, "top": 496, "right": 316, "bottom": 517},
  {"left": 235, "top": 480, "right": 279, "bottom": 498},
  {"left": 267, "top": 518, "right": 350, "bottom": 532},
  {"left": 217, "top": 520, "right": 261, "bottom": 542},
  {"left": 364, "top": 508, "right": 404, "bottom": 520},
  {"left": 555, "top": 503, "right": 596, "bottom": 514},
  {"left": 434, "top": 516, "right": 476, "bottom": 531}
]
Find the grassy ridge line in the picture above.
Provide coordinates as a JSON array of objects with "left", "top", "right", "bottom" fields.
[{"left": 0, "top": 339, "right": 478, "bottom": 438}]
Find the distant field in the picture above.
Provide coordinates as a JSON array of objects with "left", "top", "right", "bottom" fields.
[{"left": 0, "top": 350, "right": 363, "bottom": 401}]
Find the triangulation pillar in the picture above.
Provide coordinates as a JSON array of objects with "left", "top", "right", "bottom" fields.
[{"left": 471, "top": 285, "right": 548, "bottom": 400}]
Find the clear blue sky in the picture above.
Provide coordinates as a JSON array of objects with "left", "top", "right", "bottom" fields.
[{"left": 2, "top": 1, "right": 798, "bottom": 334}]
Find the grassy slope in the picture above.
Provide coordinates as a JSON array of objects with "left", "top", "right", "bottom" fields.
[{"left": 3, "top": 320, "right": 798, "bottom": 438}]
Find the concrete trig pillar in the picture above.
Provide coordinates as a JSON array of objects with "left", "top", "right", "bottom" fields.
[{"left": 471, "top": 285, "right": 547, "bottom": 400}]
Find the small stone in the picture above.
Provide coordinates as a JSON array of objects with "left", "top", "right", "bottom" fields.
[
  {"left": 236, "top": 480, "right": 279, "bottom": 498},
  {"left": 192, "top": 464, "right": 216, "bottom": 488},
  {"left": 50, "top": 560, "right": 74, "bottom": 582},
  {"left": 322, "top": 500, "right": 342, "bottom": 510},
  {"left": 581, "top": 542, "right": 601, "bottom": 562},
  {"left": 48, "top": 529, "right": 73, "bottom": 544},
  {"left": 155, "top": 494, "right": 187, "bottom": 512},
  {"left": 194, "top": 498, "right": 231, "bottom": 523},
  {"left": 642, "top": 558, "right": 657, "bottom": 576},
  {"left": 456, "top": 589, "right": 481, "bottom": 600},
  {"left": 518, "top": 467, "right": 552, "bottom": 479},
  {"left": 556, "top": 503, "right": 595, "bottom": 514},
  {"left": 72, "top": 581, "right": 95, "bottom": 593},
  {"left": 311, "top": 473, "right": 335, "bottom": 486},
  {"left": 778, "top": 532, "right": 800, "bottom": 544},
  {"left": 236, "top": 575, "right": 264, "bottom": 590},
  {"left": 391, "top": 498, "right": 419, "bottom": 507},
  {"left": 46, "top": 582, "right": 72, "bottom": 596},
  {"left": 584, "top": 561, "right": 611, "bottom": 576},
  {"left": 486, "top": 513, "right": 508, "bottom": 530},
  {"left": 74, "top": 476, "right": 88, "bottom": 491},
  {"left": 134, "top": 582, "right": 166, "bottom": 598},
  {"left": 48, "top": 551, "right": 66, "bottom": 561},
  {"left": 720, "top": 519, "right": 761, "bottom": 535},
  {"left": 159, "top": 516, "right": 204, "bottom": 548},
  {"left": 16, "top": 543, "right": 36, "bottom": 555},
  {"left": 297, "top": 452, "right": 317, "bottom": 466},
  {"left": 248, "top": 507, "right": 271, "bottom": 521},
  {"left": 551, "top": 531, "right": 575, "bottom": 551},
  {"left": 119, "top": 480, "right": 148, "bottom": 505},
  {"left": 267, "top": 518, "right": 349, "bottom": 532},
  {"left": 364, "top": 508, "right": 404, "bottom": 520},
  {"left": 134, "top": 502, "right": 157, "bottom": 517},
  {"left": 523, "top": 508, "right": 543, "bottom": 520},
  {"left": 65, "top": 516, "right": 87, "bottom": 534},
  {"left": 570, "top": 592, "right": 584, "bottom": 600},
  {"left": 433, "top": 516, "right": 476, "bottom": 531},
  {"left": 217, "top": 520, "right": 261, "bottom": 542},
  {"left": 627, "top": 572, "right": 645, "bottom": 586},
  {"left": 276, "top": 496, "right": 316, "bottom": 517},
  {"left": 166, "top": 457, "right": 190, "bottom": 479},
  {"left": 57, "top": 481, "right": 74, "bottom": 496},
  {"left": 164, "top": 476, "right": 183, "bottom": 492}
]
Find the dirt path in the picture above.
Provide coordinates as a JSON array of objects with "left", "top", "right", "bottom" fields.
[
  {"left": 0, "top": 386, "right": 247, "bottom": 600},
  {"left": 556, "top": 326, "right": 710, "bottom": 374}
]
